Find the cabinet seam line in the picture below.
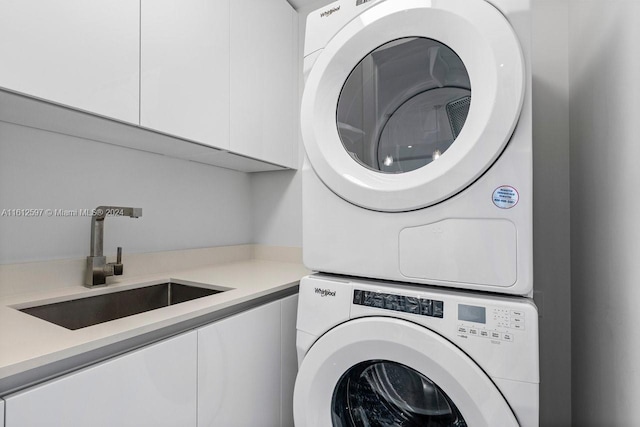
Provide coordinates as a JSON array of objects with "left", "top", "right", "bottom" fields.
[{"left": 139, "top": 0, "right": 142, "bottom": 125}]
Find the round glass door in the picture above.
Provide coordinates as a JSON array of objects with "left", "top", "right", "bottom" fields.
[
  {"left": 332, "top": 360, "right": 467, "bottom": 426},
  {"left": 337, "top": 38, "right": 471, "bottom": 174},
  {"left": 293, "top": 317, "right": 520, "bottom": 427}
]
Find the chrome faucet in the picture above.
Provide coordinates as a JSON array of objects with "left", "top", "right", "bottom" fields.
[{"left": 85, "top": 206, "right": 142, "bottom": 287}]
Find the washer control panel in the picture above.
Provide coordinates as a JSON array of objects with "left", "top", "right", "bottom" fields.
[
  {"left": 353, "top": 289, "right": 444, "bottom": 318},
  {"left": 456, "top": 304, "right": 525, "bottom": 343}
]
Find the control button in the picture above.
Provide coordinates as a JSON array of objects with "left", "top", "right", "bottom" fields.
[
  {"left": 363, "top": 291, "right": 374, "bottom": 306},
  {"left": 469, "top": 328, "right": 478, "bottom": 336},
  {"left": 384, "top": 294, "right": 401, "bottom": 311},
  {"left": 372, "top": 293, "right": 384, "bottom": 308},
  {"left": 511, "top": 316, "right": 524, "bottom": 324},
  {"left": 432, "top": 300, "right": 444, "bottom": 318},
  {"left": 511, "top": 310, "right": 524, "bottom": 317},
  {"left": 363, "top": 292, "right": 373, "bottom": 306},
  {"left": 420, "top": 299, "right": 433, "bottom": 316},
  {"left": 457, "top": 326, "right": 468, "bottom": 334},
  {"left": 503, "top": 333, "right": 513, "bottom": 342},
  {"left": 490, "top": 331, "right": 501, "bottom": 340},
  {"left": 511, "top": 323, "right": 525, "bottom": 330},
  {"left": 405, "top": 297, "right": 420, "bottom": 314},
  {"left": 479, "top": 330, "right": 489, "bottom": 338},
  {"left": 353, "top": 290, "right": 363, "bottom": 305}
]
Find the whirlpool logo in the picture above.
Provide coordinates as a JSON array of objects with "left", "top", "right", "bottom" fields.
[
  {"left": 320, "top": 6, "right": 340, "bottom": 18},
  {"left": 315, "top": 287, "right": 336, "bottom": 297}
]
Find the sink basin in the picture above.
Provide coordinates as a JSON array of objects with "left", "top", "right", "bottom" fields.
[{"left": 19, "top": 281, "right": 226, "bottom": 330}]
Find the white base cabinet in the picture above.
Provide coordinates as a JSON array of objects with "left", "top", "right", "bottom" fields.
[
  {"left": 198, "top": 294, "right": 298, "bottom": 427},
  {"left": 281, "top": 294, "right": 299, "bottom": 426},
  {"left": 5, "top": 332, "right": 197, "bottom": 427},
  {"left": 2, "top": 294, "right": 299, "bottom": 427},
  {"left": 1, "top": 398, "right": 4, "bottom": 427}
]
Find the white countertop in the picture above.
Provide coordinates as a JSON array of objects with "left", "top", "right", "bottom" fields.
[{"left": 0, "top": 257, "right": 309, "bottom": 394}]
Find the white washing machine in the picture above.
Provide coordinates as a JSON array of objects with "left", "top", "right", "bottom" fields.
[
  {"left": 294, "top": 274, "right": 539, "bottom": 426},
  {"left": 301, "top": 0, "right": 533, "bottom": 295}
]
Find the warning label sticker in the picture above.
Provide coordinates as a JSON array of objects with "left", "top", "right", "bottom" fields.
[{"left": 492, "top": 186, "right": 519, "bottom": 209}]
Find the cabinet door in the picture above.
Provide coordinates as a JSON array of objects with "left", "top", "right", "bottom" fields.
[
  {"left": 230, "top": 0, "right": 297, "bottom": 168},
  {"left": 198, "top": 300, "right": 282, "bottom": 427},
  {"left": 281, "top": 294, "right": 299, "bottom": 427},
  {"left": 140, "top": 0, "right": 230, "bottom": 149},
  {"left": 5, "top": 332, "right": 197, "bottom": 427},
  {"left": 0, "top": 398, "right": 4, "bottom": 427},
  {"left": 0, "top": 0, "right": 140, "bottom": 124}
]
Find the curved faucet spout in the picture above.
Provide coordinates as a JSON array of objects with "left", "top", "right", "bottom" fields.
[
  {"left": 90, "top": 206, "right": 143, "bottom": 257},
  {"left": 86, "top": 206, "right": 142, "bottom": 287}
]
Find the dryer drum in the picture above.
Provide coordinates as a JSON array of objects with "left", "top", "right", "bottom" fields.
[
  {"left": 331, "top": 360, "right": 467, "bottom": 426},
  {"left": 336, "top": 37, "right": 472, "bottom": 175}
]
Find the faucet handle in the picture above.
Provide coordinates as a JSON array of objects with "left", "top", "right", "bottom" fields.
[{"left": 113, "top": 247, "right": 124, "bottom": 276}]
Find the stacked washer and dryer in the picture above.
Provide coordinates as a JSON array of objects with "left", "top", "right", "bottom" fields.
[{"left": 294, "top": 0, "right": 538, "bottom": 426}]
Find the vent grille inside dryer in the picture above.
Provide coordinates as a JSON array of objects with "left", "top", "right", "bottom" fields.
[{"left": 446, "top": 96, "right": 471, "bottom": 138}]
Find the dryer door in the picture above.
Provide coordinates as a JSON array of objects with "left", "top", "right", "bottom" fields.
[
  {"left": 301, "top": 0, "right": 525, "bottom": 212},
  {"left": 294, "top": 317, "right": 519, "bottom": 426}
]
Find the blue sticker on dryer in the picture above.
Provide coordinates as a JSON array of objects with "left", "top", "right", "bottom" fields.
[{"left": 492, "top": 186, "right": 519, "bottom": 209}]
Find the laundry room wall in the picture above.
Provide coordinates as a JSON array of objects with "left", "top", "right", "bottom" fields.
[
  {"left": 0, "top": 121, "right": 253, "bottom": 265},
  {"left": 250, "top": 169, "right": 302, "bottom": 247},
  {"left": 569, "top": 1, "right": 640, "bottom": 425},
  {"left": 531, "top": 1, "right": 573, "bottom": 425}
]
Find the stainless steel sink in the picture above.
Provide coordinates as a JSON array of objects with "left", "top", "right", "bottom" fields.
[{"left": 19, "top": 281, "right": 226, "bottom": 330}]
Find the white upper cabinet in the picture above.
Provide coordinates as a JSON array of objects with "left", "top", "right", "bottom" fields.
[
  {"left": 140, "top": 0, "right": 230, "bottom": 149},
  {"left": 230, "top": 0, "right": 298, "bottom": 168},
  {"left": 0, "top": 0, "right": 140, "bottom": 124},
  {"left": 0, "top": 0, "right": 298, "bottom": 171}
]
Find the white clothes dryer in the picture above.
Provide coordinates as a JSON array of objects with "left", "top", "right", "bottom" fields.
[
  {"left": 294, "top": 274, "right": 540, "bottom": 427},
  {"left": 301, "top": 0, "right": 533, "bottom": 295}
]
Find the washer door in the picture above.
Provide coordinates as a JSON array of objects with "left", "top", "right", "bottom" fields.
[
  {"left": 294, "top": 317, "right": 518, "bottom": 426},
  {"left": 301, "top": 0, "right": 525, "bottom": 212}
]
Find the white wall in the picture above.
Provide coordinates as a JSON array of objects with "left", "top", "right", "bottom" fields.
[
  {"left": 569, "top": 1, "right": 640, "bottom": 425},
  {"left": 532, "top": 1, "right": 573, "bottom": 425},
  {"left": 250, "top": 169, "right": 302, "bottom": 247},
  {"left": 0, "top": 121, "right": 252, "bottom": 264}
]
